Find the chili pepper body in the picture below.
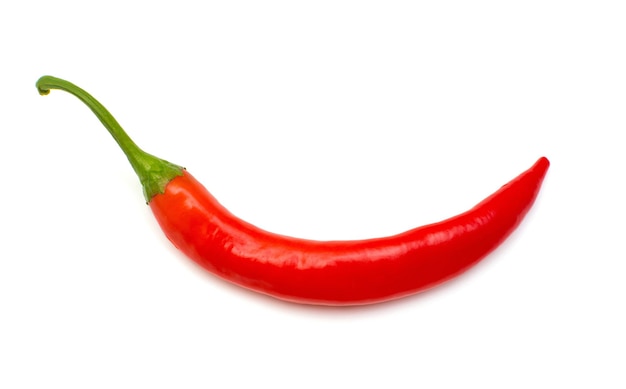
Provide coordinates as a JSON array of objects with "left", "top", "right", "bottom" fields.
[
  {"left": 36, "top": 75, "right": 549, "bottom": 306},
  {"left": 150, "top": 159, "right": 548, "bottom": 305}
]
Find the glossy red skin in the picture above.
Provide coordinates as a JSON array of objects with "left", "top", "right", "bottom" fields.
[{"left": 149, "top": 157, "right": 549, "bottom": 305}]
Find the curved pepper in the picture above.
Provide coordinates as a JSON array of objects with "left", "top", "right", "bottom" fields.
[{"left": 37, "top": 75, "right": 549, "bottom": 306}]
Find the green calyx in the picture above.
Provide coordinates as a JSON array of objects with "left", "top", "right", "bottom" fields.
[{"left": 36, "top": 75, "right": 184, "bottom": 203}]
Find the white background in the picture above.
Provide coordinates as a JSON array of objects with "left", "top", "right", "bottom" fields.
[{"left": 1, "top": 1, "right": 625, "bottom": 388}]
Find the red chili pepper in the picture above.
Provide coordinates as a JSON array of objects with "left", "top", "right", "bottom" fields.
[{"left": 37, "top": 75, "right": 549, "bottom": 306}]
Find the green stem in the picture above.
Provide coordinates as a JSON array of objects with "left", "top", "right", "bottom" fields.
[{"left": 36, "top": 75, "right": 183, "bottom": 202}]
